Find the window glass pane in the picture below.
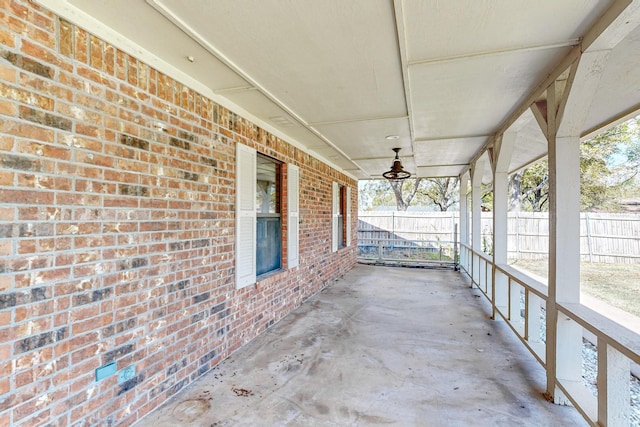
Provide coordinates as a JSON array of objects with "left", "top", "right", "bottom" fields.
[
  {"left": 256, "top": 155, "right": 277, "bottom": 214},
  {"left": 338, "top": 185, "right": 345, "bottom": 249},
  {"left": 256, "top": 154, "right": 281, "bottom": 275},
  {"left": 257, "top": 217, "right": 281, "bottom": 275}
]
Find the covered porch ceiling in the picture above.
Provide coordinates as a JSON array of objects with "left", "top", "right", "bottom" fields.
[{"left": 39, "top": 0, "right": 640, "bottom": 181}]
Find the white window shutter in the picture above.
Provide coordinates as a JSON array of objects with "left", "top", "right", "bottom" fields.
[
  {"left": 236, "top": 142, "right": 256, "bottom": 289},
  {"left": 346, "top": 186, "right": 351, "bottom": 247},
  {"left": 287, "top": 163, "right": 299, "bottom": 268},
  {"left": 332, "top": 182, "right": 339, "bottom": 252}
]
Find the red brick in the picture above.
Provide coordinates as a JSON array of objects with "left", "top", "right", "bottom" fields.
[
  {"left": 15, "top": 408, "right": 52, "bottom": 426},
  {"left": 104, "top": 44, "right": 115, "bottom": 75},
  {"left": 0, "top": 134, "right": 13, "bottom": 150},
  {"left": 64, "top": 332, "right": 98, "bottom": 355},
  {"left": 59, "top": 19, "right": 74, "bottom": 57},
  {"left": 0, "top": 343, "right": 10, "bottom": 360},
  {"left": 74, "top": 26, "right": 88, "bottom": 63},
  {"left": 0, "top": 275, "right": 12, "bottom": 292},
  {"left": 0, "top": 4, "right": 357, "bottom": 425},
  {"left": 89, "top": 35, "right": 103, "bottom": 70},
  {"left": 0, "top": 189, "right": 53, "bottom": 204},
  {"left": 0, "top": 170, "right": 13, "bottom": 185},
  {"left": 24, "top": 4, "right": 55, "bottom": 32},
  {"left": 0, "top": 119, "right": 54, "bottom": 141},
  {"left": 0, "top": 24, "right": 15, "bottom": 47},
  {"left": 14, "top": 347, "right": 53, "bottom": 373},
  {"left": 72, "top": 313, "right": 113, "bottom": 336},
  {"left": 14, "top": 300, "right": 54, "bottom": 322},
  {"left": 0, "top": 312, "right": 10, "bottom": 330},
  {"left": 0, "top": 98, "right": 16, "bottom": 116}
]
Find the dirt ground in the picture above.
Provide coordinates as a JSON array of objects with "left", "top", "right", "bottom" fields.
[{"left": 509, "top": 259, "right": 640, "bottom": 318}]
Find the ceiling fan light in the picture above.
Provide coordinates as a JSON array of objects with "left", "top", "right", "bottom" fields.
[{"left": 382, "top": 148, "right": 412, "bottom": 180}]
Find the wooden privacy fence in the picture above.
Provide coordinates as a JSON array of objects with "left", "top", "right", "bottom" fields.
[{"left": 358, "top": 211, "right": 640, "bottom": 264}]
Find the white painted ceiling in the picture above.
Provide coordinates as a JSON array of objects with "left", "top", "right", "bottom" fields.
[{"left": 41, "top": 0, "right": 640, "bottom": 180}]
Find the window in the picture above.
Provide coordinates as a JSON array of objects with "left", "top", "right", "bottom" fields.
[
  {"left": 337, "top": 185, "right": 345, "bottom": 249},
  {"left": 332, "top": 182, "right": 351, "bottom": 252},
  {"left": 256, "top": 154, "right": 281, "bottom": 276},
  {"left": 236, "top": 142, "right": 299, "bottom": 289}
]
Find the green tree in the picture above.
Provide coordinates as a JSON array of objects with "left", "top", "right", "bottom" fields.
[
  {"left": 610, "top": 116, "right": 640, "bottom": 189},
  {"left": 509, "top": 160, "right": 549, "bottom": 212},
  {"left": 388, "top": 178, "right": 423, "bottom": 211},
  {"left": 419, "top": 177, "right": 460, "bottom": 211},
  {"left": 359, "top": 178, "right": 459, "bottom": 211},
  {"left": 509, "top": 116, "right": 640, "bottom": 212}
]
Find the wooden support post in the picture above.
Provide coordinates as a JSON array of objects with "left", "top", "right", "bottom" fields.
[
  {"left": 527, "top": 293, "right": 543, "bottom": 343},
  {"left": 493, "top": 132, "right": 516, "bottom": 320},
  {"left": 547, "top": 130, "right": 583, "bottom": 404},
  {"left": 459, "top": 172, "right": 469, "bottom": 271},
  {"left": 471, "top": 159, "right": 486, "bottom": 287},
  {"left": 598, "top": 343, "right": 631, "bottom": 426}
]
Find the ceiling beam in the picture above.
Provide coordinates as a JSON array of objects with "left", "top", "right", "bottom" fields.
[
  {"left": 214, "top": 86, "right": 257, "bottom": 94},
  {"left": 392, "top": 0, "right": 416, "bottom": 156},
  {"left": 308, "top": 114, "right": 408, "bottom": 126},
  {"left": 414, "top": 134, "right": 492, "bottom": 143},
  {"left": 416, "top": 163, "right": 468, "bottom": 168},
  {"left": 351, "top": 155, "right": 413, "bottom": 161},
  {"left": 582, "top": 0, "right": 640, "bottom": 51},
  {"left": 408, "top": 39, "right": 580, "bottom": 67}
]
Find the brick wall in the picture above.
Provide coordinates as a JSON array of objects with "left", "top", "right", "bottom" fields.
[{"left": 0, "top": 1, "right": 357, "bottom": 425}]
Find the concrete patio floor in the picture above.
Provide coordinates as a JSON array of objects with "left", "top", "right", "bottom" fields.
[{"left": 136, "top": 264, "right": 587, "bottom": 426}]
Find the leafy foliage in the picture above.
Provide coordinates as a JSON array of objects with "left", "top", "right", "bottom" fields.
[
  {"left": 388, "top": 178, "right": 424, "bottom": 211},
  {"left": 420, "top": 177, "right": 460, "bottom": 211},
  {"left": 509, "top": 160, "right": 549, "bottom": 211},
  {"left": 359, "top": 178, "right": 459, "bottom": 211},
  {"left": 509, "top": 116, "right": 640, "bottom": 212}
]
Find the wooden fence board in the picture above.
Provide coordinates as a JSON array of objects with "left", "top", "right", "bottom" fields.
[{"left": 358, "top": 211, "right": 640, "bottom": 264}]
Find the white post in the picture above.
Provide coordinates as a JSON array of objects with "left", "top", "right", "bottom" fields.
[
  {"left": 547, "top": 134, "right": 583, "bottom": 404},
  {"left": 493, "top": 133, "right": 516, "bottom": 321},
  {"left": 494, "top": 174, "right": 508, "bottom": 319},
  {"left": 598, "top": 343, "right": 630, "bottom": 426},
  {"left": 471, "top": 160, "right": 486, "bottom": 287},
  {"left": 459, "top": 172, "right": 469, "bottom": 271},
  {"left": 527, "top": 293, "right": 543, "bottom": 343},
  {"left": 536, "top": 48, "right": 611, "bottom": 404}
]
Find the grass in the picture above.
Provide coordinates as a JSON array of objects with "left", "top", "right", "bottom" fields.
[{"left": 509, "top": 258, "right": 640, "bottom": 318}]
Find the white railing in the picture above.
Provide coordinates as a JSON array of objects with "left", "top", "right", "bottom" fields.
[
  {"left": 459, "top": 243, "right": 640, "bottom": 427},
  {"left": 358, "top": 237, "right": 457, "bottom": 267}
]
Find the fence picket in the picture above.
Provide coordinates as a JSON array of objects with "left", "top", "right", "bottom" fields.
[{"left": 358, "top": 211, "right": 640, "bottom": 264}]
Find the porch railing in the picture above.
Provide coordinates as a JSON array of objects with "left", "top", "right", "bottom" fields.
[
  {"left": 358, "top": 237, "right": 458, "bottom": 268},
  {"left": 459, "top": 243, "right": 640, "bottom": 426}
]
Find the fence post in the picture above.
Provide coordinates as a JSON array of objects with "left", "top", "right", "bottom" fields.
[
  {"left": 391, "top": 211, "right": 395, "bottom": 251},
  {"left": 451, "top": 212, "right": 455, "bottom": 244},
  {"left": 515, "top": 211, "right": 520, "bottom": 259},
  {"left": 378, "top": 239, "right": 383, "bottom": 261},
  {"left": 454, "top": 223, "right": 458, "bottom": 270},
  {"left": 585, "top": 212, "right": 593, "bottom": 263}
]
